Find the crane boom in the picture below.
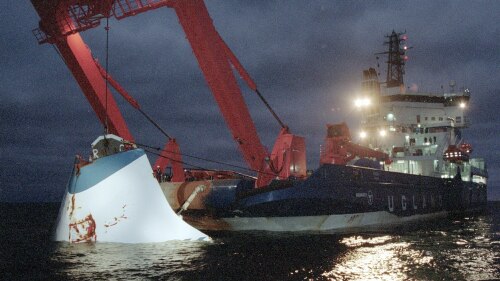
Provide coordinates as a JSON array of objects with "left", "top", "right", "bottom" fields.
[
  {"left": 172, "top": 0, "right": 270, "bottom": 179},
  {"left": 32, "top": 0, "right": 133, "bottom": 140},
  {"left": 320, "top": 123, "right": 391, "bottom": 165}
]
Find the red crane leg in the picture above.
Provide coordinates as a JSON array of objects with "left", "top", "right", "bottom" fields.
[
  {"left": 216, "top": 33, "right": 257, "bottom": 91},
  {"left": 172, "top": 0, "right": 270, "bottom": 184},
  {"left": 53, "top": 31, "right": 133, "bottom": 141},
  {"left": 31, "top": 2, "right": 133, "bottom": 140}
]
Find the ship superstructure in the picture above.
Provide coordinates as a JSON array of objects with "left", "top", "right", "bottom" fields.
[{"left": 357, "top": 31, "right": 487, "bottom": 187}]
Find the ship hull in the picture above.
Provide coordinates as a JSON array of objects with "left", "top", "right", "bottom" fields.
[
  {"left": 55, "top": 148, "right": 207, "bottom": 243},
  {"left": 164, "top": 164, "right": 487, "bottom": 232},
  {"left": 185, "top": 210, "right": 449, "bottom": 233}
]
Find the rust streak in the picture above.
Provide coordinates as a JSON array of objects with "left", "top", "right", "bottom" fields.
[
  {"left": 103, "top": 207, "right": 127, "bottom": 228},
  {"left": 68, "top": 194, "right": 76, "bottom": 218},
  {"left": 69, "top": 214, "right": 97, "bottom": 243}
]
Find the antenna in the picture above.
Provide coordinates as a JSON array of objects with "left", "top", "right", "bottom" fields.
[{"left": 375, "top": 30, "right": 412, "bottom": 88}]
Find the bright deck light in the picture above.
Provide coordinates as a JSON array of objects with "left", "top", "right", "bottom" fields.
[
  {"left": 459, "top": 102, "right": 466, "bottom": 108},
  {"left": 354, "top": 98, "right": 371, "bottom": 108},
  {"left": 379, "top": 129, "right": 387, "bottom": 137},
  {"left": 360, "top": 131, "right": 367, "bottom": 138}
]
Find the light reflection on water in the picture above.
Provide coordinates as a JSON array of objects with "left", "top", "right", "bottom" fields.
[
  {"left": 46, "top": 207, "right": 500, "bottom": 280},
  {"left": 322, "top": 236, "right": 433, "bottom": 281},
  {"left": 440, "top": 217, "right": 500, "bottom": 280},
  {"left": 321, "top": 214, "right": 499, "bottom": 281}
]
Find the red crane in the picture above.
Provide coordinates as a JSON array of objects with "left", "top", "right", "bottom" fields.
[
  {"left": 31, "top": 0, "right": 306, "bottom": 187},
  {"left": 320, "top": 123, "right": 391, "bottom": 165}
]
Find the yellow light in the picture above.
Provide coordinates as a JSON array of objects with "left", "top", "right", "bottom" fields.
[
  {"left": 459, "top": 102, "right": 466, "bottom": 108},
  {"left": 354, "top": 98, "right": 371, "bottom": 108},
  {"left": 379, "top": 129, "right": 387, "bottom": 137},
  {"left": 360, "top": 131, "right": 367, "bottom": 138}
]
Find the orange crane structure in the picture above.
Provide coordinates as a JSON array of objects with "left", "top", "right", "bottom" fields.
[
  {"left": 320, "top": 123, "right": 391, "bottom": 165},
  {"left": 30, "top": 0, "right": 307, "bottom": 187}
]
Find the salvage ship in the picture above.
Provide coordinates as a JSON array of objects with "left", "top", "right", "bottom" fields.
[
  {"left": 161, "top": 31, "right": 488, "bottom": 232},
  {"left": 30, "top": 0, "right": 488, "bottom": 240}
]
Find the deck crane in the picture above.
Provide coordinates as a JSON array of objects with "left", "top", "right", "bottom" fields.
[
  {"left": 31, "top": 0, "right": 306, "bottom": 187},
  {"left": 319, "top": 123, "right": 391, "bottom": 166}
]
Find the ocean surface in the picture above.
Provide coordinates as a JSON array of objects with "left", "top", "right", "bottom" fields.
[{"left": 1, "top": 202, "right": 499, "bottom": 281}]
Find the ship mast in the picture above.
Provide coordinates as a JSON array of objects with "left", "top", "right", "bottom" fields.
[{"left": 376, "top": 30, "right": 409, "bottom": 89}]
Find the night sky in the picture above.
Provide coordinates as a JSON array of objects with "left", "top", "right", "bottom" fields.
[{"left": 1, "top": 1, "right": 499, "bottom": 202}]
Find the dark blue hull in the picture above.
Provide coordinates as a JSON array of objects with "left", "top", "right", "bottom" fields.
[{"left": 204, "top": 164, "right": 487, "bottom": 219}]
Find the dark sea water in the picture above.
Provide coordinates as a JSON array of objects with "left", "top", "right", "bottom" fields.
[{"left": 1, "top": 202, "right": 499, "bottom": 281}]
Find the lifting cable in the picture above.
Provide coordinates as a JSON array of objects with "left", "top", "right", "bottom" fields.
[
  {"left": 135, "top": 142, "right": 277, "bottom": 177},
  {"left": 220, "top": 36, "right": 287, "bottom": 129},
  {"left": 95, "top": 17, "right": 281, "bottom": 174},
  {"left": 141, "top": 148, "right": 257, "bottom": 179},
  {"left": 104, "top": 16, "right": 110, "bottom": 135},
  {"left": 269, "top": 150, "right": 286, "bottom": 174},
  {"left": 254, "top": 89, "right": 287, "bottom": 129},
  {"left": 42, "top": 8, "right": 273, "bottom": 178},
  {"left": 93, "top": 55, "right": 174, "bottom": 140},
  {"left": 136, "top": 108, "right": 172, "bottom": 140}
]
